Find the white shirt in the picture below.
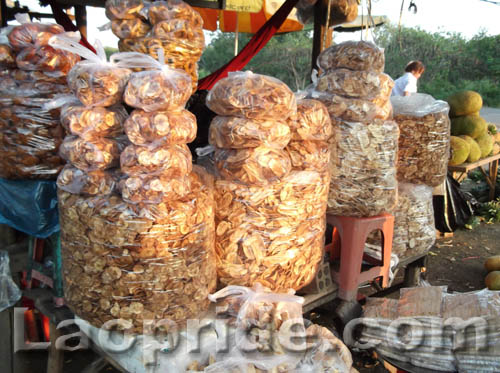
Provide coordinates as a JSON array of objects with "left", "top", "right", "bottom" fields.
[{"left": 391, "top": 72, "right": 418, "bottom": 96}]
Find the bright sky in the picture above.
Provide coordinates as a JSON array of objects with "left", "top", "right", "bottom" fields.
[{"left": 10, "top": 0, "right": 500, "bottom": 48}]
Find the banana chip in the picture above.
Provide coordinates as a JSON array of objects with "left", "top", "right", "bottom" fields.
[
  {"left": 209, "top": 115, "right": 291, "bottom": 149},
  {"left": 60, "top": 167, "right": 216, "bottom": 333},
  {"left": 215, "top": 170, "right": 329, "bottom": 291},
  {"left": 327, "top": 120, "right": 399, "bottom": 217},
  {"left": 214, "top": 146, "right": 292, "bottom": 185}
]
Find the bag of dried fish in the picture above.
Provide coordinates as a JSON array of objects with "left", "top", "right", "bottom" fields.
[
  {"left": 124, "top": 108, "right": 197, "bottom": 146},
  {"left": 317, "top": 40, "right": 385, "bottom": 73},
  {"left": 208, "top": 115, "right": 291, "bottom": 149},
  {"left": 327, "top": 120, "right": 399, "bottom": 217},
  {"left": 392, "top": 93, "right": 450, "bottom": 187},
  {"left": 289, "top": 98, "right": 333, "bottom": 141},
  {"left": 214, "top": 146, "right": 292, "bottom": 185},
  {"left": 393, "top": 183, "right": 435, "bottom": 258},
  {"left": 59, "top": 166, "right": 216, "bottom": 333},
  {"left": 206, "top": 71, "right": 297, "bottom": 121}
]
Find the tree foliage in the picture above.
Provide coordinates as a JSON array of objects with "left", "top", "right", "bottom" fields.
[
  {"left": 199, "top": 30, "right": 313, "bottom": 91},
  {"left": 374, "top": 24, "right": 500, "bottom": 107}
]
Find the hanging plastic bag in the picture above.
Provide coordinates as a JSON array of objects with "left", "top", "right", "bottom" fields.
[
  {"left": 0, "top": 251, "right": 22, "bottom": 312},
  {"left": 112, "top": 50, "right": 192, "bottom": 111},
  {"left": 49, "top": 34, "right": 132, "bottom": 107},
  {"left": 206, "top": 71, "right": 297, "bottom": 121}
]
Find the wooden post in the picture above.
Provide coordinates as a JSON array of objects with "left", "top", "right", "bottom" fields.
[
  {"left": 489, "top": 159, "right": 499, "bottom": 200},
  {"left": 311, "top": 0, "right": 333, "bottom": 72},
  {"left": 74, "top": 5, "right": 87, "bottom": 39}
]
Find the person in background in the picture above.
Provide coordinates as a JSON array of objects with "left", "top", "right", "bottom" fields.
[{"left": 391, "top": 60, "right": 425, "bottom": 97}]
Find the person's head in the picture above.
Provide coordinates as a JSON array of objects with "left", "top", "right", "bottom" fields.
[{"left": 405, "top": 60, "right": 425, "bottom": 79}]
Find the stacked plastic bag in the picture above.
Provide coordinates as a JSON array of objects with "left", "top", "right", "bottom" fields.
[
  {"left": 207, "top": 72, "right": 329, "bottom": 292},
  {"left": 392, "top": 183, "right": 436, "bottom": 259},
  {"left": 310, "top": 41, "right": 399, "bottom": 217},
  {"left": 0, "top": 22, "right": 80, "bottom": 179},
  {"left": 391, "top": 93, "right": 451, "bottom": 187},
  {"left": 182, "top": 284, "right": 357, "bottom": 373},
  {"left": 360, "top": 286, "right": 500, "bottom": 372},
  {"left": 106, "top": 0, "right": 204, "bottom": 93},
  {"left": 52, "top": 39, "right": 216, "bottom": 333}
]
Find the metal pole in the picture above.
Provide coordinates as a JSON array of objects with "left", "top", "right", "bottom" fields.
[{"left": 234, "top": 12, "right": 239, "bottom": 56}]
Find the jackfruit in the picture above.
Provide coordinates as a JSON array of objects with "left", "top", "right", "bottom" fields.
[
  {"left": 446, "top": 90, "right": 483, "bottom": 117},
  {"left": 449, "top": 136, "right": 470, "bottom": 166},
  {"left": 488, "top": 123, "right": 498, "bottom": 135},
  {"left": 496, "top": 132, "right": 500, "bottom": 143},
  {"left": 460, "top": 135, "right": 481, "bottom": 163},
  {"left": 451, "top": 114, "right": 487, "bottom": 139},
  {"left": 476, "top": 132, "right": 494, "bottom": 158},
  {"left": 491, "top": 142, "right": 500, "bottom": 156}
]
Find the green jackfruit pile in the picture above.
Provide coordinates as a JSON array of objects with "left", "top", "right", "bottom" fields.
[{"left": 447, "top": 91, "right": 499, "bottom": 165}]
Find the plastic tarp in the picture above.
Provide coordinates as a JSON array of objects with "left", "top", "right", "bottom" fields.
[{"left": 0, "top": 179, "right": 59, "bottom": 238}]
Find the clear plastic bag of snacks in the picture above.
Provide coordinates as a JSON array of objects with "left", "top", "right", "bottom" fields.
[
  {"left": 209, "top": 116, "right": 291, "bottom": 149},
  {"left": 8, "top": 22, "right": 64, "bottom": 50},
  {"left": 316, "top": 69, "right": 381, "bottom": 99},
  {"left": 59, "top": 166, "right": 216, "bottom": 334},
  {"left": 317, "top": 40, "right": 385, "bottom": 73},
  {"left": 0, "top": 44, "right": 16, "bottom": 68},
  {"left": 214, "top": 146, "right": 292, "bottom": 185},
  {"left": 57, "top": 165, "right": 120, "bottom": 196},
  {"left": 112, "top": 52, "right": 192, "bottom": 111},
  {"left": 120, "top": 143, "right": 192, "bottom": 176},
  {"left": 310, "top": 90, "right": 378, "bottom": 123},
  {"left": 286, "top": 140, "right": 330, "bottom": 171},
  {"left": 392, "top": 93, "right": 450, "bottom": 187},
  {"left": 111, "top": 18, "right": 151, "bottom": 39},
  {"left": 214, "top": 170, "right": 329, "bottom": 291},
  {"left": 0, "top": 93, "right": 66, "bottom": 179},
  {"left": 61, "top": 103, "right": 127, "bottom": 139},
  {"left": 327, "top": 120, "right": 399, "bottom": 217},
  {"left": 59, "top": 135, "right": 127, "bottom": 171},
  {"left": 49, "top": 35, "right": 132, "bottom": 107},
  {"left": 206, "top": 71, "right": 297, "bottom": 121},
  {"left": 105, "top": 0, "right": 146, "bottom": 21},
  {"left": 147, "top": 0, "right": 203, "bottom": 26},
  {"left": 393, "top": 183, "right": 435, "bottom": 258},
  {"left": 124, "top": 108, "right": 197, "bottom": 146},
  {"left": 120, "top": 172, "right": 192, "bottom": 204},
  {"left": 289, "top": 98, "right": 332, "bottom": 141}
]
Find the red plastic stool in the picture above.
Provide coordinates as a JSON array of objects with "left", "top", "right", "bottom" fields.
[{"left": 327, "top": 213, "right": 394, "bottom": 301}]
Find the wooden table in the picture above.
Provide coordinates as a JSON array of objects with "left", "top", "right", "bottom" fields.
[{"left": 448, "top": 153, "right": 500, "bottom": 200}]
